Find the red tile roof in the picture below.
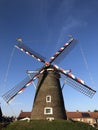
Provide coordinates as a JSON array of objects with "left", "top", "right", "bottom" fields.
[
  {"left": 90, "top": 112, "right": 98, "bottom": 118},
  {"left": 18, "top": 111, "right": 98, "bottom": 119},
  {"left": 18, "top": 111, "right": 31, "bottom": 119},
  {"left": 67, "top": 112, "right": 98, "bottom": 119}
]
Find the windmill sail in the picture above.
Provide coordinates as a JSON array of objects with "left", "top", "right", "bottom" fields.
[
  {"left": 15, "top": 43, "right": 46, "bottom": 63},
  {"left": 62, "top": 72, "right": 96, "bottom": 98},
  {"left": 53, "top": 65, "right": 96, "bottom": 98},
  {"left": 2, "top": 74, "right": 36, "bottom": 103},
  {"left": 65, "top": 76, "right": 96, "bottom": 98},
  {"left": 49, "top": 38, "right": 77, "bottom": 64}
]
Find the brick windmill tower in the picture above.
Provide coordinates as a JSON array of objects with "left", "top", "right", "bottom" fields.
[
  {"left": 31, "top": 66, "right": 66, "bottom": 120},
  {"left": 2, "top": 37, "right": 96, "bottom": 120}
]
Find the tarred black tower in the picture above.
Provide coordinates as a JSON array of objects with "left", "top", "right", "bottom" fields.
[{"left": 31, "top": 67, "right": 67, "bottom": 120}]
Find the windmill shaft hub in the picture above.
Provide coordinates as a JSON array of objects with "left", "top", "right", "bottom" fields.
[{"left": 45, "top": 62, "right": 50, "bottom": 67}]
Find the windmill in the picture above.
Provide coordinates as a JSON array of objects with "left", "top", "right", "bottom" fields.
[{"left": 2, "top": 37, "right": 96, "bottom": 120}]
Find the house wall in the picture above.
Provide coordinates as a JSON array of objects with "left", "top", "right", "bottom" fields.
[{"left": 71, "top": 118, "right": 96, "bottom": 125}]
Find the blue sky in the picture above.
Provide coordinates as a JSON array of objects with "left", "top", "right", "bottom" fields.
[{"left": 0, "top": 0, "right": 98, "bottom": 117}]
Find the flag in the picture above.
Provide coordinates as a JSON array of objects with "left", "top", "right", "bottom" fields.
[{"left": 16, "top": 38, "right": 22, "bottom": 42}]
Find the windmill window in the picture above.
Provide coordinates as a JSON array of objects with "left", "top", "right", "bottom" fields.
[
  {"left": 44, "top": 107, "right": 53, "bottom": 115},
  {"left": 46, "top": 95, "right": 51, "bottom": 103}
]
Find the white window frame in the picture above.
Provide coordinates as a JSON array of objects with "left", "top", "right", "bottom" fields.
[
  {"left": 44, "top": 107, "right": 53, "bottom": 115},
  {"left": 46, "top": 95, "right": 51, "bottom": 103}
]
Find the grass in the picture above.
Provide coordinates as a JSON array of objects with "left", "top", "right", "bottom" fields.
[{"left": 2, "top": 120, "right": 96, "bottom": 130}]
